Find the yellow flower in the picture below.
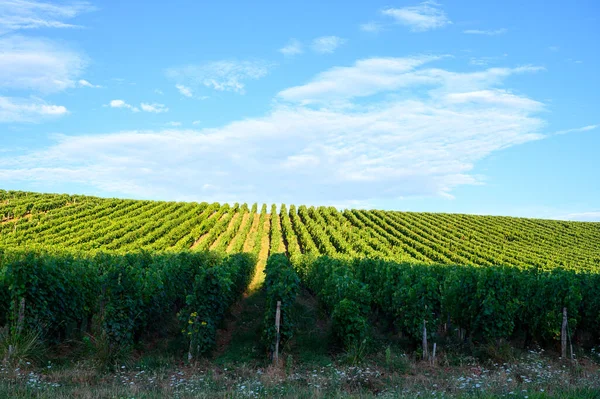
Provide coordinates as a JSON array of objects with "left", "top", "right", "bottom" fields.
[{"left": 201, "top": 321, "right": 207, "bottom": 326}]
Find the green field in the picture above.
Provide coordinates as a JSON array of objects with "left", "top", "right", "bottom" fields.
[{"left": 1, "top": 189, "right": 599, "bottom": 398}]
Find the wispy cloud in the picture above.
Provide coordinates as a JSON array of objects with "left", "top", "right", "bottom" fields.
[
  {"left": 444, "top": 89, "right": 543, "bottom": 111},
  {"left": 382, "top": 2, "right": 451, "bottom": 32},
  {"left": 107, "top": 100, "right": 169, "bottom": 113},
  {"left": 140, "top": 103, "right": 168, "bottom": 113},
  {"left": 175, "top": 84, "right": 193, "bottom": 97},
  {"left": 554, "top": 124, "right": 597, "bottom": 135},
  {"left": 0, "top": 96, "right": 68, "bottom": 123},
  {"left": 360, "top": 22, "right": 383, "bottom": 33},
  {"left": 279, "top": 39, "right": 303, "bottom": 56},
  {"left": 0, "top": 35, "right": 87, "bottom": 93},
  {"left": 0, "top": 0, "right": 95, "bottom": 34},
  {"left": 277, "top": 56, "right": 544, "bottom": 104},
  {"left": 561, "top": 212, "right": 600, "bottom": 222},
  {"left": 469, "top": 55, "right": 507, "bottom": 66},
  {"left": 311, "top": 36, "right": 346, "bottom": 54},
  {"left": 0, "top": 56, "right": 558, "bottom": 204},
  {"left": 166, "top": 60, "right": 272, "bottom": 94},
  {"left": 78, "top": 79, "right": 101, "bottom": 88},
  {"left": 166, "top": 121, "right": 182, "bottom": 127},
  {"left": 107, "top": 100, "right": 139, "bottom": 112},
  {"left": 463, "top": 28, "right": 507, "bottom": 36}
]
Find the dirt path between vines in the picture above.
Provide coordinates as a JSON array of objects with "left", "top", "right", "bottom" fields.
[{"left": 214, "top": 214, "right": 271, "bottom": 359}]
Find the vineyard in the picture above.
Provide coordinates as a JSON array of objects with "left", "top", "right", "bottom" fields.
[
  {"left": 1, "top": 190, "right": 598, "bottom": 269},
  {"left": 1, "top": 189, "right": 600, "bottom": 397}
]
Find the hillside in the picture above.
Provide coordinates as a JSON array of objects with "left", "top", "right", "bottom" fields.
[
  {"left": 2, "top": 189, "right": 600, "bottom": 398},
  {"left": 1, "top": 189, "right": 598, "bottom": 269}
]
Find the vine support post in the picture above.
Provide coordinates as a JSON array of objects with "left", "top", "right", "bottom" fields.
[
  {"left": 422, "top": 320, "right": 428, "bottom": 360},
  {"left": 17, "top": 297, "right": 25, "bottom": 335},
  {"left": 561, "top": 307, "right": 567, "bottom": 359},
  {"left": 274, "top": 301, "right": 281, "bottom": 365}
]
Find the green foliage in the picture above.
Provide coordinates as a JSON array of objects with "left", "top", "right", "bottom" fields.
[
  {"left": 293, "top": 255, "right": 371, "bottom": 349},
  {"left": 292, "top": 254, "right": 600, "bottom": 348},
  {"left": 332, "top": 299, "right": 368, "bottom": 349},
  {"left": 181, "top": 252, "right": 256, "bottom": 358},
  {"left": 0, "top": 249, "right": 256, "bottom": 361},
  {"left": 3, "top": 250, "right": 97, "bottom": 342}
]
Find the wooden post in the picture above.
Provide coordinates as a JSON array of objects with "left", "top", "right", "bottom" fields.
[
  {"left": 17, "top": 298, "right": 25, "bottom": 335},
  {"left": 274, "top": 301, "right": 281, "bottom": 364},
  {"left": 432, "top": 343, "right": 437, "bottom": 366},
  {"left": 561, "top": 307, "right": 567, "bottom": 359},
  {"left": 422, "top": 320, "right": 428, "bottom": 360}
]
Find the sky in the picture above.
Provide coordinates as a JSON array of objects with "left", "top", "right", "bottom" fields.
[{"left": 0, "top": 0, "right": 598, "bottom": 221}]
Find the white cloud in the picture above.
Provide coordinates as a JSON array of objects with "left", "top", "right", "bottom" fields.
[
  {"left": 192, "top": 120, "right": 201, "bottom": 125},
  {"left": 554, "top": 124, "right": 597, "bottom": 135},
  {"left": 278, "top": 56, "right": 443, "bottom": 103},
  {"left": 311, "top": 36, "right": 346, "bottom": 54},
  {"left": 166, "top": 121, "right": 182, "bottom": 127},
  {"left": 140, "top": 102, "right": 168, "bottom": 113},
  {"left": 108, "top": 99, "right": 139, "bottom": 112},
  {"left": 166, "top": 60, "right": 272, "bottom": 94},
  {"left": 382, "top": 2, "right": 451, "bottom": 32},
  {"left": 278, "top": 56, "right": 543, "bottom": 104},
  {"left": 548, "top": 46, "right": 560, "bottom": 52},
  {"left": 0, "top": 35, "right": 87, "bottom": 93},
  {"left": 108, "top": 100, "right": 169, "bottom": 113},
  {"left": 360, "top": 22, "right": 383, "bottom": 33},
  {"left": 109, "top": 99, "right": 127, "bottom": 108},
  {"left": 154, "top": 89, "right": 164, "bottom": 95},
  {"left": 279, "top": 39, "right": 303, "bottom": 56},
  {"left": 0, "top": 0, "right": 95, "bottom": 34},
  {"left": 78, "top": 79, "right": 101, "bottom": 88},
  {"left": 0, "top": 56, "right": 557, "bottom": 204},
  {"left": 463, "top": 28, "right": 507, "bottom": 36},
  {"left": 0, "top": 96, "right": 68, "bottom": 122},
  {"left": 444, "top": 90, "right": 543, "bottom": 111},
  {"left": 469, "top": 55, "right": 507, "bottom": 66},
  {"left": 175, "top": 84, "right": 193, "bottom": 97},
  {"left": 562, "top": 212, "right": 600, "bottom": 222}
]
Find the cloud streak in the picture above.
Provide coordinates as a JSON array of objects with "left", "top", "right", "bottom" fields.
[
  {"left": 140, "top": 103, "right": 168, "bottom": 113},
  {"left": 311, "top": 36, "right": 346, "bottom": 54},
  {"left": 78, "top": 79, "right": 101, "bottom": 88},
  {"left": 0, "top": 96, "right": 68, "bottom": 123},
  {"left": 0, "top": 0, "right": 95, "bottom": 34},
  {"left": 561, "top": 212, "right": 600, "bottom": 222},
  {"left": 107, "top": 100, "right": 169, "bottom": 113},
  {"left": 382, "top": 2, "right": 451, "bottom": 32},
  {"left": 279, "top": 39, "right": 303, "bottom": 56},
  {"left": 0, "top": 35, "right": 87, "bottom": 93},
  {"left": 554, "top": 124, "right": 597, "bottom": 135},
  {"left": 463, "top": 28, "right": 507, "bottom": 36},
  {"left": 360, "top": 22, "right": 383, "bottom": 33},
  {"left": 175, "top": 84, "right": 193, "bottom": 97},
  {"left": 166, "top": 60, "right": 272, "bottom": 94}
]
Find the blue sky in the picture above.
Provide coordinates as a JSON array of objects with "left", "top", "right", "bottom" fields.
[{"left": 0, "top": 0, "right": 598, "bottom": 220}]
